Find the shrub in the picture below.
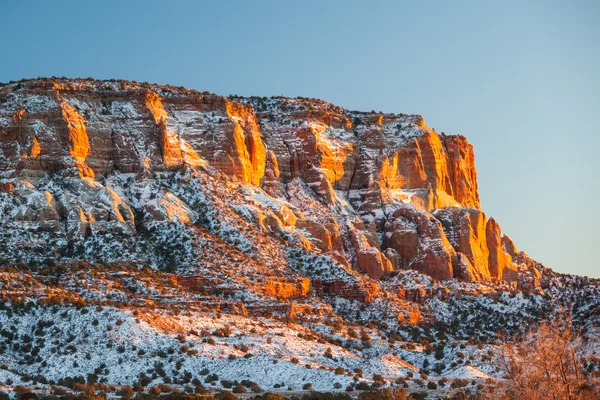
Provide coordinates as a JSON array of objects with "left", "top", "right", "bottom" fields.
[
  {"left": 157, "top": 384, "right": 172, "bottom": 393},
  {"left": 233, "top": 384, "right": 246, "bottom": 393},
  {"left": 221, "top": 380, "right": 233, "bottom": 389},
  {"left": 52, "top": 387, "right": 68, "bottom": 396},
  {"left": 358, "top": 388, "right": 408, "bottom": 400},
  {"left": 495, "top": 312, "right": 600, "bottom": 399},
  {"left": 149, "top": 386, "right": 162, "bottom": 396},
  {"left": 451, "top": 379, "right": 468, "bottom": 389},
  {"left": 260, "top": 394, "right": 284, "bottom": 400},
  {"left": 118, "top": 385, "right": 134, "bottom": 399},
  {"left": 216, "top": 391, "right": 238, "bottom": 400},
  {"left": 73, "top": 383, "right": 88, "bottom": 392},
  {"left": 14, "top": 386, "right": 33, "bottom": 398},
  {"left": 372, "top": 374, "right": 385, "bottom": 385}
]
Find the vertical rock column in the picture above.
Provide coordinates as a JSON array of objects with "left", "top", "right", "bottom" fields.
[{"left": 58, "top": 100, "right": 93, "bottom": 178}]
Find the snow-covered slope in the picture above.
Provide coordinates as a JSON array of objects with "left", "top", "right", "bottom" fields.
[{"left": 0, "top": 77, "right": 598, "bottom": 398}]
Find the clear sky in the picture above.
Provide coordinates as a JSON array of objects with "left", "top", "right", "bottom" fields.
[{"left": 1, "top": 1, "right": 598, "bottom": 278}]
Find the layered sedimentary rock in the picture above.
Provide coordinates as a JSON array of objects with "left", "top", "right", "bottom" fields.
[
  {"left": 0, "top": 78, "right": 531, "bottom": 287},
  {"left": 383, "top": 205, "right": 457, "bottom": 281},
  {"left": 431, "top": 208, "right": 520, "bottom": 282},
  {"left": 486, "top": 218, "right": 519, "bottom": 282},
  {"left": 434, "top": 208, "right": 491, "bottom": 281}
]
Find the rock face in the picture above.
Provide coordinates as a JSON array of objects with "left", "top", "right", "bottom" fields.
[
  {"left": 0, "top": 78, "right": 532, "bottom": 287},
  {"left": 434, "top": 208, "right": 491, "bottom": 281},
  {"left": 384, "top": 205, "right": 457, "bottom": 281},
  {"left": 486, "top": 218, "right": 519, "bottom": 282}
]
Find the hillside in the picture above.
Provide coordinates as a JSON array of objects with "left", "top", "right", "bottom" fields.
[{"left": 0, "top": 77, "right": 598, "bottom": 399}]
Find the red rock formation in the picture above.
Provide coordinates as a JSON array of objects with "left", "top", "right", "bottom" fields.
[
  {"left": 311, "top": 278, "right": 381, "bottom": 303},
  {"left": 261, "top": 150, "right": 285, "bottom": 197},
  {"left": 223, "top": 100, "right": 266, "bottom": 185},
  {"left": 454, "top": 252, "right": 478, "bottom": 282},
  {"left": 145, "top": 91, "right": 183, "bottom": 169},
  {"left": 393, "top": 143, "right": 428, "bottom": 190},
  {"left": 296, "top": 219, "right": 343, "bottom": 253},
  {"left": 144, "top": 190, "right": 194, "bottom": 223},
  {"left": 417, "top": 131, "right": 453, "bottom": 200},
  {"left": 263, "top": 278, "right": 311, "bottom": 299},
  {"left": 433, "top": 209, "right": 520, "bottom": 282},
  {"left": 348, "top": 221, "right": 393, "bottom": 279},
  {"left": 398, "top": 305, "right": 422, "bottom": 325},
  {"left": 0, "top": 78, "right": 533, "bottom": 287},
  {"left": 384, "top": 205, "right": 456, "bottom": 280},
  {"left": 501, "top": 234, "right": 519, "bottom": 257},
  {"left": 356, "top": 248, "right": 394, "bottom": 280},
  {"left": 486, "top": 218, "right": 518, "bottom": 282},
  {"left": 434, "top": 208, "right": 491, "bottom": 281},
  {"left": 59, "top": 100, "right": 90, "bottom": 163},
  {"left": 397, "top": 285, "right": 451, "bottom": 304},
  {"left": 30, "top": 137, "right": 41, "bottom": 158},
  {"left": 443, "top": 135, "right": 480, "bottom": 208}
]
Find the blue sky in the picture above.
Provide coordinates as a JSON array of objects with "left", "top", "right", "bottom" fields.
[{"left": 1, "top": 0, "right": 598, "bottom": 277}]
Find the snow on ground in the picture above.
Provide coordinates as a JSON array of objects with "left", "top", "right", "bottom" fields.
[
  {"left": 0, "top": 304, "right": 421, "bottom": 392},
  {"left": 445, "top": 365, "right": 493, "bottom": 380}
]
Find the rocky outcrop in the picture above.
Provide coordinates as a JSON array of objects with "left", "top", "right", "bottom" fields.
[
  {"left": 384, "top": 205, "right": 457, "bottom": 281},
  {"left": 222, "top": 100, "right": 267, "bottom": 185},
  {"left": 434, "top": 208, "right": 491, "bottom": 281},
  {"left": 348, "top": 220, "right": 393, "bottom": 279},
  {"left": 0, "top": 78, "right": 535, "bottom": 286},
  {"left": 145, "top": 91, "right": 184, "bottom": 169},
  {"left": 442, "top": 135, "right": 479, "bottom": 208},
  {"left": 144, "top": 191, "right": 195, "bottom": 224},
  {"left": 59, "top": 100, "right": 91, "bottom": 176},
  {"left": 432, "top": 208, "right": 519, "bottom": 282},
  {"left": 397, "top": 285, "right": 451, "bottom": 304},
  {"left": 0, "top": 182, "right": 13, "bottom": 192},
  {"left": 501, "top": 234, "right": 518, "bottom": 257},
  {"left": 311, "top": 278, "right": 381, "bottom": 303},
  {"left": 263, "top": 278, "right": 311, "bottom": 299},
  {"left": 486, "top": 218, "right": 518, "bottom": 282},
  {"left": 453, "top": 253, "right": 478, "bottom": 282},
  {"left": 11, "top": 181, "right": 61, "bottom": 233},
  {"left": 7, "top": 177, "right": 135, "bottom": 238},
  {"left": 356, "top": 247, "right": 394, "bottom": 279},
  {"left": 243, "top": 97, "right": 480, "bottom": 214},
  {"left": 296, "top": 219, "right": 343, "bottom": 253}
]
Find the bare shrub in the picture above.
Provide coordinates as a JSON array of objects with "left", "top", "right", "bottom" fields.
[{"left": 495, "top": 311, "right": 599, "bottom": 400}]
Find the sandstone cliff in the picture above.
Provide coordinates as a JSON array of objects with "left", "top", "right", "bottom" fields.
[{"left": 0, "top": 78, "right": 528, "bottom": 289}]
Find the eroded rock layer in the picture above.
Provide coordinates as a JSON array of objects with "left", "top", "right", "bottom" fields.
[{"left": 1, "top": 78, "right": 528, "bottom": 288}]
